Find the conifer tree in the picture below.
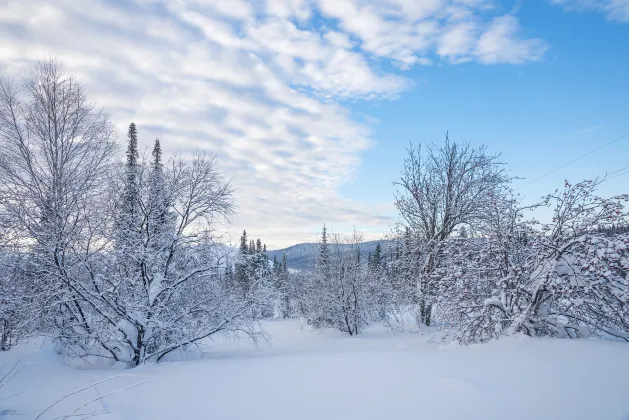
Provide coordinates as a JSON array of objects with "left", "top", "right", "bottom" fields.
[
  {"left": 317, "top": 225, "right": 330, "bottom": 280},
  {"left": 235, "top": 231, "right": 250, "bottom": 295},
  {"left": 147, "top": 139, "right": 173, "bottom": 251},
  {"left": 281, "top": 252, "right": 290, "bottom": 318},
  {"left": 369, "top": 244, "right": 382, "bottom": 270},
  {"left": 116, "top": 123, "right": 142, "bottom": 253},
  {"left": 239, "top": 230, "right": 248, "bottom": 254}
]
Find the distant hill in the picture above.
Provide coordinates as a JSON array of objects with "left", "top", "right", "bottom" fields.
[{"left": 267, "top": 240, "right": 392, "bottom": 271}]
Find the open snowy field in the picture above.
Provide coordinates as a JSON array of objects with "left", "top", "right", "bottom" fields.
[{"left": 2, "top": 320, "right": 629, "bottom": 420}]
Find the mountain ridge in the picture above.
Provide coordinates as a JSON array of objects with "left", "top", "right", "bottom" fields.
[{"left": 266, "top": 239, "right": 392, "bottom": 270}]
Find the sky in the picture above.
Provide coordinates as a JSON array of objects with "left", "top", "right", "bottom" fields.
[{"left": 0, "top": 0, "right": 628, "bottom": 249}]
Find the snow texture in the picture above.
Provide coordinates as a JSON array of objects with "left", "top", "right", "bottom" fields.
[{"left": 2, "top": 319, "right": 629, "bottom": 420}]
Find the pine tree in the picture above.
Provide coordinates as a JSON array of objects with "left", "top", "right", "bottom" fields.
[
  {"left": 317, "top": 225, "right": 330, "bottom": 280},
  {"left": 256, "top": 239, "right": 262, "bottom": 254},
  {"left": 281, "top": 252, "right": 288, "bottom": 273},
  {"left": 235, "top": 231, "right": 250, "bottom": 295},
  {"left": 147, "top": 139, "right": 173, "bottom": 252},
  {"left": 117, "top": 123, "right": 141, "bottom": 253},
  {"left": 369, "top": 243, "right": 382, "bottom": 270},
  {"left": 240, "top": 230, "right": 248, "bottom": 254},
  {"left": 281, "top": 252, "right": 290, "bottom": 318}
]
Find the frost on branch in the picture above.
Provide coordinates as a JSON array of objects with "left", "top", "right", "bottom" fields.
[
  {"left": 450, "top": 179, "right": 629, "bottom": 343},
  {"left": 0, "top": 60, "right": 275, "bottom": 364}
]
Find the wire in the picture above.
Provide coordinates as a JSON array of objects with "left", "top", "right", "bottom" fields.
[
  {"left": 515, "top": 132, "right": 629, "bottom": 190},
  {"left": 606, "top": 165, "right": 629, "bottom": 178},
  {"left": 603, "top": 168, "right": 629, "bottom": 183}
]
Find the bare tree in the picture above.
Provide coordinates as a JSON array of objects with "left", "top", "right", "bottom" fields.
[
  {"left": 394, "top": 134, "right": 509, "bottom": 325},
  {"left": 0, "top": 61, "right": 267, "bottom": 366},
  {"left": 299, "top": 229, "right": 381, "bottom": 335},
  {"left": 0, "top": 59, "right": 117, "bottom": 350}
]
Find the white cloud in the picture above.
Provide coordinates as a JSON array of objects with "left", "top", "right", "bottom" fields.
[
  {"left": 437, "top": 22, "right": 477, "bottom": 60},
  {"left": 475, "top": 15, "right": 548, "bottom": 64},
  {"left": 551, "top": 0, "right": 629, "bottom": 21},
  {"left": 316, "top": 0, "right": 545, "bottom": 66},
  {"left": 0, "top": 0, "right": 550, "bottom": 248}
]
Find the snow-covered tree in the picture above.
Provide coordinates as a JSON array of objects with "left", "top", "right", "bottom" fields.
[
  {"left": 300, "top": 229, "right": 382, "bottom": 335},
  {"left": 0, "top": 59, "right": 117, "bottom": 351},
  {"left": 452, "top": 180, "right": 629, "bottom": 343},
  {"left": 393, "top": 134, "right": 509, "bottom": 325}
]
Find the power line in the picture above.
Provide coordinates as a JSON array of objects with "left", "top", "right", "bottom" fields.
[
  {"left": 606, "top": 165, "right": 629, "bottom": 177},
  {"left": 515, "top": 132, "right": 629, "bottom": 191},
  {"left": 602, "top": 166, "right": 629, "bottom": 183}
]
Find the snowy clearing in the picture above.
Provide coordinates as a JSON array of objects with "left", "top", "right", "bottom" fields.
[{"left": 2, "top": 320, "right": 629, "bottom": 420}]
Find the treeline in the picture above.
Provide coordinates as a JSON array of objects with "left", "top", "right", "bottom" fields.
[{"left": 277, "top": 140, "right": 629, "bottom": 342}]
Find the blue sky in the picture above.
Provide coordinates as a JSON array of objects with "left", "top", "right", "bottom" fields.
[{"left": 1, "top": 0, "right": 628, "bottom": 248}]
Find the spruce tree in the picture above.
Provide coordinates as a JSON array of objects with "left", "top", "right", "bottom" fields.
[
  {"left": 235, "top": 231, "right": 250, "bottom": 295},
  {"left": 281, "top": 252, "right": 290, "bottom": 318},
  {"left": 369, "top": 244, "right": 382, "bottom": 270},
  {"left": 117, "top": 123, "right": 141, "bottom": 251},
  {"left": 239, "top": 230, "right": 248, "bottom": 254},
  {"left": 148, "top": 139, "right": 173, "bottom": 251},
  {"left": 281, "top": 252, "right": 288, "bottom": 273},
  {"left": 317, "top": 225, "right": 330, "bottom": 280}
]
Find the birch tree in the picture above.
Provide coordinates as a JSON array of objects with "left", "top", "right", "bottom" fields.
[{"left": 394, "top": 134, "right": 509, "bottom": 325}]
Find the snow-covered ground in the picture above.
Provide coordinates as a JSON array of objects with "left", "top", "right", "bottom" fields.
[{"left": 2, "top": 320, "right": 629, "bottom": 420}]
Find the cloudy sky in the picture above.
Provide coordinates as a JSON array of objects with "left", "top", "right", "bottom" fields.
[{"left": 1, "top": 0, "right": 628, "bottom": 249}]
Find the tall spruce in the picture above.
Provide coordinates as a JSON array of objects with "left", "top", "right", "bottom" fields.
[
  {"left": 281, "top": 251, "right": 290, "bottom": 318},
  {"left": 317, "top": 225, "right": 330, "bottom": 280},
  {"left": 148, "top": 139, "right": 172, "bottom": 251},
  {"left": 235, "top": 231, "right": 250, "bottom": 295},
  {"left": 117, "top": 123, "right": 141, "bottom": 251},
  {"left": 239, "top": 230, "right": 248, "bottom": 254}
]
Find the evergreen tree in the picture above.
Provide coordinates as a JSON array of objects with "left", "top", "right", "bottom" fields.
[
  {"left": 369, "top": 243, "right": 382, "bottom": 270},
  {"left": 124, "top": 123, "right": 140, "bottom": 226},
  {"left": 281, "top": 252, "right": 288, "bottom": 273},
  {"left": 239, "top": 230, "right": 248, "bottom": 254},
  {"left": 256, "top": 238, "right": 262, "bottom": 254},
  {"left": 280, "top": 252, "right": 290, "bottom": 318},
  {"left": 116, "top": 123, "right": 142, "bottom": 257},
  {"left": 147, "top": 139, "right": 173, "bottom": 252},
  {"left": 317, "top": 225, "right": 330, "bottom": 280},
  {"left": 235, "top": 231, "right": 250, "bottom": 295}
]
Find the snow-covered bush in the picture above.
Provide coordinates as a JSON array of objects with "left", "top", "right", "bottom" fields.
[
  {"left": 448, "top": 180, "right": 629, "bottom": 343},
  {"left": 298, "top": 229, "right": 383, "bottom": 335}
]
